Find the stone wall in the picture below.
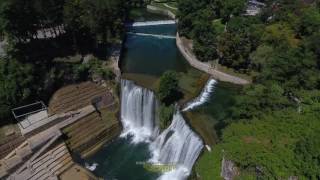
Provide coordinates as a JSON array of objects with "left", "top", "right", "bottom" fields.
[{"left": 147, "top": 5, "right": 176, "bottom": 19}]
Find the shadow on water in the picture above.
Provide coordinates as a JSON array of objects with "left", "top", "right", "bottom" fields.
[{"left": 84, "top": 137, "right": 160, "bottom": 180}]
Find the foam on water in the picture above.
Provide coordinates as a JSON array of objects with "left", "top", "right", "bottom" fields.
[
  {"left": 121, "top": 79, "right": 204, "bottom": 179},
  {"left": 120, "top": 79, "right": 159, "bottom": 143},
  {"left": 182, "top": 79, "right": 217, "bottom": 111},
  {"left": 149, "top": 112, "right": 204, "bottom": 180},
  {"left": 127, "top": 32, "right": 176, "bottom": 39},
  {"left": 127, "top": 20, "right": 176, "bottom": 27},
  {"left": 85, "top": 162, "right": 98, "bottom": 171}
]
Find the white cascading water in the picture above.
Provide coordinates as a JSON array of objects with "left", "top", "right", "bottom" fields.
[
  {"left": 120, "top": 79, "right": 159, "bottom": 143},
  {"left": 182, "top": 79, "right": 217, "bottom": 111},
  {"left": 128, "top": 20, "right": 176, "bottom": 27},
  {"left": 127, "top": 32, "right": 176, "bottom": 39},
  {"left": 121, "top": 79, "right": 204, "bottom": 179},
  {"left": 149, "top": 112, "right": 204, "bottom": 180}
]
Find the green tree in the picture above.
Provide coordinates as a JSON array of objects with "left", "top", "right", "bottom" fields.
[
  {"left": 0, "top": 0, "right": 38, "bottom": 42},
  {"left": 296, "top": 6, "right": 320, "bottom": 36},
  {"left": 159, "top": 104, "right": 174, "bottom": 130},
  {"left": 177, "top": 0, "right": 213, "bottom": 37},
  {"left": 231, "top": 83, "right": 291, "bottom": 120},
  {"left": 262, "top": 23, "right": 300, "bottom": 48},
  {"left": 218, "top": 0, "right": 246, "bottom": 22},
  {"left": 295, "top": 132, "right": 320, "bottom": 179},
  {"left": 218, "top": 32, "right": 252, "bottom": 70},
  {"left": 249, "top": 45, "right": 274, "bottom": 71},
  {"left": 157, "top": 71, "right": 181, "bottom": 105},
  {"left": 193, "top": 17, "right": 218, "bottom": 62},
  {"left": 0, "top": 58, "right": 34, "bottom": 122},
  {"left": 257, "top": 48, "right": 320, "bottom": 92}
]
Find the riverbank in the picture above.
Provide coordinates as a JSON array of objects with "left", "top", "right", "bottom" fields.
[
  {"left": 176, "top": 34, "right": 250, "bottom": 85},
  {"left": 147, "top": 3, "right": 250, "bottom": 85}
]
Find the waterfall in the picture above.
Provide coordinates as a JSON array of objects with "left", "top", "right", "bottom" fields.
[
  {"left": 120, "top": 79, "right": 159, "bottom": 143},
  {"left": 120, "top": 79, "right": 204, "bottom": 180},
  {"left": 149, "top": 112, "right": 204, "bottom": 180},
  {"left": 127, "top": 32, "right": 176, "bottom": 39},
  {"left": 182, "top": 79, "right": 217, "bottom": 111},
  {"left": 127, "top": 20, "right": 176, "bottom": 27}
]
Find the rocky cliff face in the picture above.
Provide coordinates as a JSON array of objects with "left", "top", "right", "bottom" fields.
[{"left": 221, "top": 157, "right": 239, "bottom": 180}]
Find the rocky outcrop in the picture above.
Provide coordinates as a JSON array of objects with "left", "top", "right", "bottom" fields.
[{"left": 221, "top": 157, "right": 239, "bottom": 180}]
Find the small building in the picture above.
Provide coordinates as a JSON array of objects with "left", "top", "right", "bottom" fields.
[{"left": 245, "top": 0, "right": 266, "bottom": 16}]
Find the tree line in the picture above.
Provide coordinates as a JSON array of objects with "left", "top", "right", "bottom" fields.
[{"left": 0, "top": 0, "right": 134, "bottom": 124}]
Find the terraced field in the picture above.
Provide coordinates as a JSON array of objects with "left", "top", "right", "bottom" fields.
[
  {"left": 62, "top": 107, "right": 121, "bottom": 158},
  {"left": 49, "top": 81, "right": 112, "bottom": 115},
  {"left": 49, "top": 81, "right": 121, "bottom": 158}
]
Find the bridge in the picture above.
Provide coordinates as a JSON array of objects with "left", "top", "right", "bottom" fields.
[{"left": 126, "top": 20, "right": 176, "bottom": 27}]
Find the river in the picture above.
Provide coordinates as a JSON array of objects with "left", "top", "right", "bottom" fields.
[{"left": 84, "top": 13, "right": 238, "bottom": 180}]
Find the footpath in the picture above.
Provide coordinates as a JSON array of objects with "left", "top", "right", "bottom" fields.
[{"left": 176, "top": 33, "right": 250, "bottom": 85}]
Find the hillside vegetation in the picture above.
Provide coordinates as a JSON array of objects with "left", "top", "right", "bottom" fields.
[
  {"left": 0, "top": 0, "right": 132, "bottom": 124},
  {"left": 177, "top": 0, "right": 320, "bottom": 179}
]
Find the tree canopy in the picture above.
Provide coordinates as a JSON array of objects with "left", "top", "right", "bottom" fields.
[
  {"left": 178, "top": 0, "right": 320, "bottom": 178},
  {"left": 157, "top": 70, "right": 181, "bottom": 105}
]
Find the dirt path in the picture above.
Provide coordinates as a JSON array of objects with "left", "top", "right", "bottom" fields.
[
  {"left": 164, "top": 3, "right": 178, "bottom": 10},
  {"left": 176, "top": 33, "right": 250, "bottom": 85}
]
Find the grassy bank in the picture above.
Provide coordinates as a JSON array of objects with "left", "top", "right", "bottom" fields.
[
  {"left": 194, "top": 146, "right": 223, "bottom": 180},
  {"left": 122, "top": 67, "right": 209, "bottom": 104}
]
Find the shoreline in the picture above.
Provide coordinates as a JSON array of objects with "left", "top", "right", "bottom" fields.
[
  {"left": 147, "top": 4, "right": 250, "bottom": 85},
  {"left": 176, "top": 33, "right": 250, "bottom": 85}
]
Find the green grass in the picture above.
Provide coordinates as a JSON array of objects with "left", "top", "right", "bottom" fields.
[
  {"left": 195, "top": 146, "right": 223, "bottom": 180},
  {"left": 212, "top": 19, "right": 225, "bottom": 34},
  {"left": 178, "top": 68, "right": 209, "bottom": 104},
  {"left": 185, "top": 111, "right": 218, "bottom": 146}
]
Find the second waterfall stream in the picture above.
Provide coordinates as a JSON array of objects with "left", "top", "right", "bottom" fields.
[{"left": 120, "top": 79, "right": 204, "bottom": 180}]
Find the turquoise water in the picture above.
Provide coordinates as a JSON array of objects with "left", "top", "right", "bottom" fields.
[
  {"left": 86, "top": 137, "right": 160, "bottom": 180},
  {"left": 121, "top": 24, "right": 189, "bottom": 76}
]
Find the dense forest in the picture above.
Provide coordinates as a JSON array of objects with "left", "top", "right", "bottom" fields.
[
  {"left": 178, "top": 0, "right": 320, "bottom": 178},
  {"left": 0, "top": 0, "right": 145, "bottom": 124}
]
